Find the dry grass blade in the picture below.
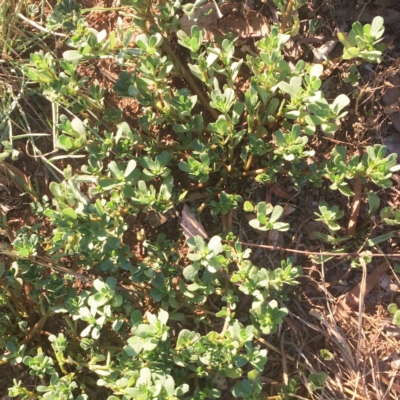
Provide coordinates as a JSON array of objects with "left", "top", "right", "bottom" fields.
[
  {"left": 341, "top": 261, "right": 390, "bottom": 311},
  {"left": 1, "top": 161, "right": 36, "bottom": 201},
  {"left": 356, "top": 258, "right": 368, "bottom": 368},
  {"left": 308, "top": 310, "right": 356, "bottom": 370}
]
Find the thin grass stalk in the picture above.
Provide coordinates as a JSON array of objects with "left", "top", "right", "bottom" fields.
[
  {"left": 40, "top": 0, "right": 45, "bottom": 24},
  {"left": 51, "top": 101, "right": 58, "bottom": 151},
  {"left": 2, "top": 0, "right": 24, "bottom": 55}
]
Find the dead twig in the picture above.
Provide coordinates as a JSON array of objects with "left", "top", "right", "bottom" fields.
[
  {"left": 223, "top": 240, "right": 400, "bottom": 259},
  {"left": 356, "top": 258, "right": 367, "bottom": 368}
]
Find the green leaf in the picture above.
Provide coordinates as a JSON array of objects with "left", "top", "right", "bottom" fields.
[
  {"left": 149, "top": 32, "right": 163, "bottom": 49},
  {"left": 208, "top": 236, "right": 223, "bottom": 254},
  {"left": 164, "top": 376, "right": 175, "bottom": 396},
  {"left": 273, "top": 222, "right": 290, "bottom": 231},
  {"left": 169, "top": 312, "right": 184, "bottom": 321},
  {"left": 393, "top": 310, "right": 400, "bottom": 328},
  {"left": 156, "top": 151, "right": 171, "bottom": 168},
  {"left": 136, "top": 34, "right": 149, "bottom": 51},
  {"left": 71, "top": 117, "right": 86, "bottom": 136},
  {"left": 175, "top": 383, "right": 190, "bottom": 396},
  {"left": 63, "top": 50, "right": 83, "bottom": 61},
  {"left": 58, "top": 135, "right": 75, "bottom": 150},
  {"left": 308, "top": 371, "right": 328, "bottom": 390},
  {"left": 337, "top": 184, "right": 355, "bottom": 197},
  {"left": 224, "top": 367, "right": 242, "bottom": 379},
  {"left": 108, "top": 161, "right": 123, "bottom": 179},
  {"left": 343, "top": 47, "right": 361, "bottom": 59},
  {"left": 247, "top": 369, "right": 259, "bottom": 381},
  {"left": 62, "top": 208, "right": 77, "bottom": 220},
  {"left": 176, "top": 329, "right": 200, "bottom": 349},
  {"left": 270, "top": 205, "right": 283, "bottom": 222},
  {"left": 158, "top": 309, "right": 169, "bottom": 325},
  {"left": 105, "top": 236, "right": 121, "bottom": 250},
  {"left": 183, "top": 264, "right": 199, "bottom": 280},
  {"left": 320, "top": 349, "right": 334, "bottom": 360},
  {"left": 243, "top": 201, "right": 254, "bottom": 212},
  {"left": 366, "top": 232, "right": 393, "bottom": 246},
  {"left": 370, "top": 16, "right": 384, "bottom": 39},
  {"left": 310, "top": 63, "right": 324, "bottom": 78},
  {"left": 232, "top": 380, "right": 253, "bottom": 397},
  {"left": 279, "top": 76, "right": 302, "bottom": 98},
  {"left": 332, "top": 94, "right": 350, "bottom": 114},
  {"left": 388, "top": 303, "right": 398, "bottom": 315},
  {"left": 124, "top": 159, "right": 137, "bottom": 178},
  {"left": 338, "top": 32, "right": 353, "bottom": 49},
  {"left": 367, "top": 191, "right": 380, "bottom": 217},
  {"left": 125, "top": 336, "right": 143, "bottom": 356}
]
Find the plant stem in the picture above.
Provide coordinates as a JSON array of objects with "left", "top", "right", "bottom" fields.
[
  {"left": 161, "top": 39, "right": 219, "bottom": 120},
  {"left": 347, "top": 176, "right": 362, "bottom": 236},
  {"left": 187, "top": 182, "right": 209, "bottom": 191},
  {"left": 97, "top": 345, "right": 124, "bottom": 351},
  {"left": 20, "top": 308, "right": 51, "bottom": 345},
  {"left": 219, "top": 278, "right": 231, "bottom": 338},
  {"left": 229, "top": 137, "right": 234, "bottom": 164},
  {"left": 244, "top": 154, "right": 254, "bottom": 172},
  {"left": 51, "top": 101, "right": 58, "bottom": 151},
  {"left": 181, "top": 192, "right": 216, "bottom": 203},
  {"left": 17, "top": 13, "right": 67, "bottom": 37},
  {"left": 145, "top": 13, "right": 219, "bottom": 121},
  {"left": 280, "top": 0, "right": 296, "bottom": 34},
  {"left": 196, "top": 178, "right": 224, "bottom": 214},
  {"left": 242, "top": 167, "right": 267, "bottom": 177}
]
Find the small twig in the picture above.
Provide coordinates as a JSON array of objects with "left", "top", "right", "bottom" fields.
[
  {"left": 255, "top": 336, "right": 312, "bottom": 372},
  {"left": 211, "top": 0, "right": 224, "bottom": 19},
  {"left": 16, "top": 13, "right": 67, "bottom": 37},
  {"left": 222, "top": 240, "right": 400, "bottom": 259},
  {"left": 51, "top": 101, "right": 59, "bottom": 151},
  {"left": 356, "top": 258, "right": 367, "bottom": 368},
  {"left": 280, "top": 332, "right": 289, "bottom": 400}
]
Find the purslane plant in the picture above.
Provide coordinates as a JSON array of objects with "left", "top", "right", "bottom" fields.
[{"left": 2, "top": 1, "right": 398, "bottom": 399}]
